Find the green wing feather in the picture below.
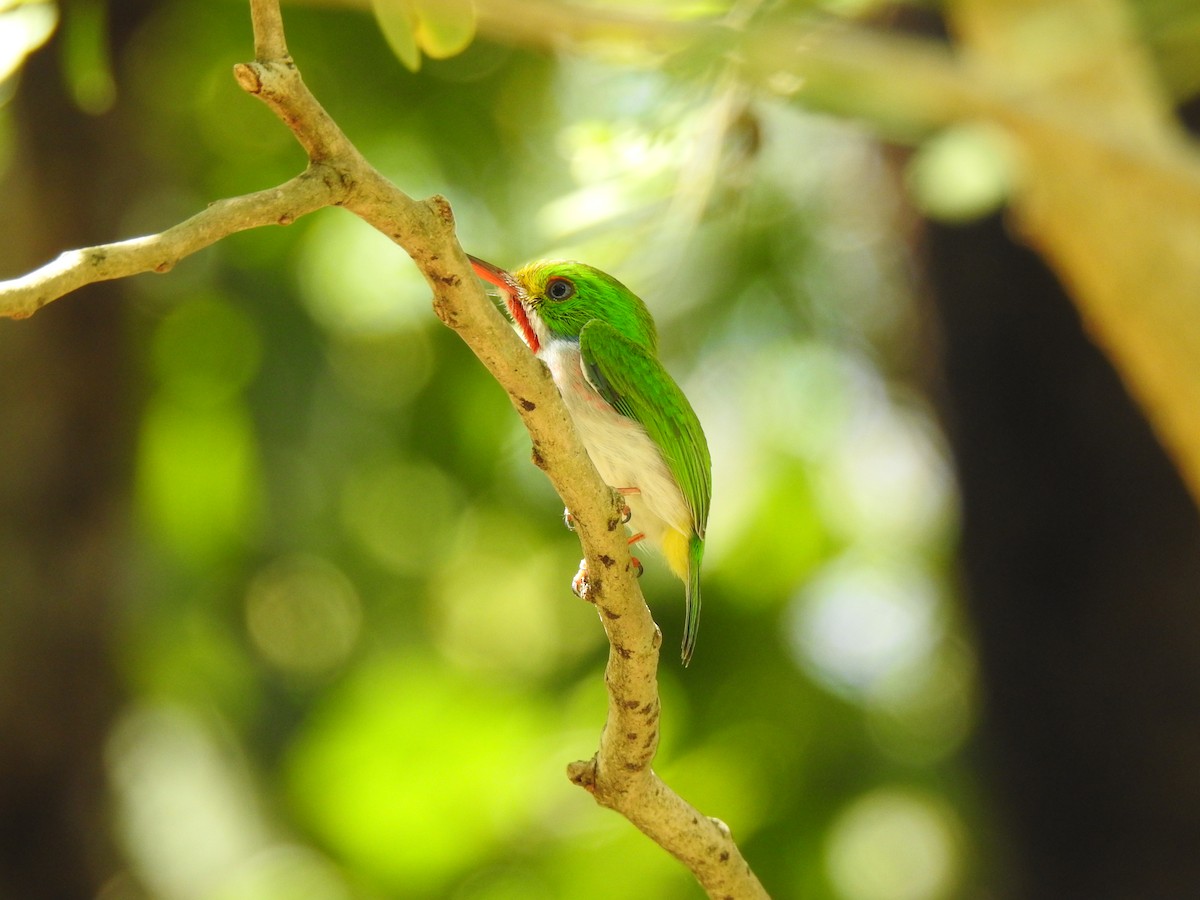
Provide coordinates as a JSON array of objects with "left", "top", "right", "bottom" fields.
[
  {"left": 579, "top": 319, "right": 711, "bottom": 665},
  {"left": 578, "top": 320, "right": 711, "bottom": 535},
  {"left": 682, "top": 534, "right": 703, "bottom": 666}
]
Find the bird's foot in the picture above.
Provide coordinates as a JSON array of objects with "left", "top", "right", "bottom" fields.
[
  {"left": 626, "top": 533, "right": 645, "bottom": 576},
  {"left": 570, "top": 495, "right": 633, "bottom": 531},
  {"left": 572, "top": 550, "right": 642, "bottom": 600},
  {"left": 572, "top": 559, "right": 592, "bottom": 600},
  {"left": 615, "top": 487, "right": 639, "bottom": 524}
]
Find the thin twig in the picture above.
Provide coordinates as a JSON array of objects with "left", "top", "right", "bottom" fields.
[
  {"left": 250, "top": 0, "right": 288, "bottom": 61},
  {"left": 0, "top": 171, "right": 335, "bottom": 319}
]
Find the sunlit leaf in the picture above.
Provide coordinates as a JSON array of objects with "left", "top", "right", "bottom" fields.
[
  {"left": 370, "top": 0, "right": 420, "bottom": 71},
  {"left": 370, "top": 0, "right": 476, "bottom": 71},
  {"left": 411, "top": 0, "right": 475, "bottom": 60},
  {"left": 0, "top": 0, "right": 58, "bottom": 84}
]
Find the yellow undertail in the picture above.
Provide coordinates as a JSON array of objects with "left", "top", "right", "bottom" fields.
[
  {"left": 661, "top": 528, "right": 690, "bottom": 582},
  {"left": 660, "top": 527, "right": 703, "bottom": 666}
]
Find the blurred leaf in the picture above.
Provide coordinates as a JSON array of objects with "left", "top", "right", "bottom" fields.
[
  {"left": 370, "top": 0, "right": 476, "bottom": 71},
  {"left": 1134, "top": 0, "right": 1200, "bottom": 101},
  {"left": 950, "top": 0, "right": 1200, "bottom": 506},
  {"left": 0, "top": 0, "right": 57, "bottom": 84},
  {"left": 61, "top": 0, "right": 115, "bottom": 114},
  {"left": 412, "top": 0, "right": 476, "bottom": 60},
  {"left": 370, "top": 0, "right": 420, "bottom": 71}
]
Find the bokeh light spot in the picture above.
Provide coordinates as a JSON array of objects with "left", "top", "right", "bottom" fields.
[
  {"left": 150, "top": 294, "right": 262, "bottom": 405},
  {"left": 865, "top": 642, "right": 977, "bottom": 766},
  {"left": 824, "top": 788, "right": 962, "bottom": 900},
  {"left": 431, "top": 509, "right": 594, "bottom": 676},
  {"left": 285, "top": 656, "right": 548, "bottom": 894},
  {"left": 339, "top": 456, "right": 461, "bottom": 575},
  {"left": 296, "top": 212, "right": 430, "bottom": 335},
  {"left": 0, "top": 1, "right": 57, "bottom": 85},
  {"left": 245, "top": 555, "right": 362, "bottom": 678},
  {"left": 788, "top": 554, "right": 941, "bottom": 699},
  {"left": 135, "top": 397, "right": 261, "bottom": 563},
  {"left": 106, "top": 705, "right": 267, "bottom": 900},
  {"left": 819, "top": 399, "right": 954, "bottom": 549},
  {"left": 906, "top": 123, "right": 1016, "bottom": 223},
  {"left": 208, "top": 844, "right": 352, "bottom": 900}
]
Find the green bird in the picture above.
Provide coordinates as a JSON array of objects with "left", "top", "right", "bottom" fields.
[{"left": 469, "top": 256, "right": 711, "bottom": 665}]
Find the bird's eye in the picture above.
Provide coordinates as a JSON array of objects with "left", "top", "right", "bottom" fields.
[{"left": 546, "top": 278, "right": 574, "bottom": 301}]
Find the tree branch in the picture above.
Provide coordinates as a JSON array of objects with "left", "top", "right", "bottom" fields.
[
  {"left": 0, "top": 171, "right": 336, "bottom": 319},
  {"left": 0, "top": 0, "right": 767, "bottom": 895}
]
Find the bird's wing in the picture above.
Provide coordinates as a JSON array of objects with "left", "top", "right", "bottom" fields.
[{"left": 579, "top": 319, "right": 711, "bottom": 534}]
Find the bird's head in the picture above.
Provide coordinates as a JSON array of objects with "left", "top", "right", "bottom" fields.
[{"left": 469, "top": 256, "right": 657, "bottom": 354}]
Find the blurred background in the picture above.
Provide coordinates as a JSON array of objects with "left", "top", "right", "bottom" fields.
[{"left": 3, "top": 1, "right": 1200, "bottom": 898}]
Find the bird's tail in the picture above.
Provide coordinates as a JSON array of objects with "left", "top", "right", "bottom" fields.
[{"left": 681, "top": 535, "right": 704, "bottom": 666}]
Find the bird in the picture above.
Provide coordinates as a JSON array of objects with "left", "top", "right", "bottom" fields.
[{"left": 468, "top": 255, "right": 711, "bottom": 665}]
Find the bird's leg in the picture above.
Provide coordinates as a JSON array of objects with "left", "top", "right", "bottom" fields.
[
  {"left": 572, "top": 531, "right": 646, "bottom": 599},
  {"left": 627, "top": 532, "right": 645, "bottom": 578},
  {"left": 565, "top": 486, "right": 638, "bottom": 532},
  {"left": 568, "top": 487, "right": 644, "bottom": 597},
  {"left": 572, "top": 559, "right": 592, "bottom": 600},
  {"left": 615, "top": 486, "right": 639, "bottom": 524}
]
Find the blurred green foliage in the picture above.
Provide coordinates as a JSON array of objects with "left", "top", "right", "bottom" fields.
[{"left": 0, "top": 0, "right": 1063, "bottom": 897}]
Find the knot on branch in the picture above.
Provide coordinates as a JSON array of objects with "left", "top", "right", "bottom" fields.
[
  {"left": 233, "top": 62, "right": 264, "bottom": 95},
  {"left": 567, "top": 757, "right": 599, "bottom": 792},
  {"left": 426, "top": 194, "right": 455, "bottom": 228},
  {"left": 233, "top": 57, "right": 299, "bottom": 100},
  {"left": 709, "top": 816, "right": 732, "bottom": 839}
]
